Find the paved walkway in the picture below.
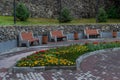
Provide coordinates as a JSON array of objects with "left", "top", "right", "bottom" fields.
[
  {"left": 0, "top": 38, "right": 120, "bottom": 80},
  {"left": 80, "top": 49, "right": 120, "bottom": 80}
]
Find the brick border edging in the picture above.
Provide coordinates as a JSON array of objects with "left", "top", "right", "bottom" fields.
[
  {"left": 76, "top": 47, "right": 120, "bottom": 71},
  {"left": 13, "top": 66, "right": 76, "bottom": 72}
]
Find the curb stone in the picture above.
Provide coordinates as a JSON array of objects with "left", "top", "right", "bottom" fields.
[{"left": 13, "top": 66, "right": 76, "bottom": 73}]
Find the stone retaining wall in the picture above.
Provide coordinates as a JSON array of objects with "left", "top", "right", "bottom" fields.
[
  {"left": 0, "top": 0, "right": 111, "bottom": 18},
  {"left": 0, "top": 24, "right": 120, "bottom": 42},
  {"left": 0, "top": 40, "right": 17, "bottom": 53}
]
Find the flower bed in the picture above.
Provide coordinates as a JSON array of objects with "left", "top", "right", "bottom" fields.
[
  {"left": 16, "top": 45, "right": 88, "bottom": 67},
  {"left": 16, "top": 41, "right": 120, "bottom": 67}
]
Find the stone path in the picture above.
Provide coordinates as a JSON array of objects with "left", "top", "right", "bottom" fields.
[
  {"left": 0, "top": 39, "right": 120, "bottom": 80},
  {"left": 81, "top": 49, "right": 120, "bottom": 80}
]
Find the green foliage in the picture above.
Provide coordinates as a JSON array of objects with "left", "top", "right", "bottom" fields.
[
  {"left": 86, "top": 42, "right": 120, "bottom": 52},
  {"left": 58, "top": 8, "right": 73, "bottom": 23},
  {"left": 107, "top": 6, "right": 120, "bottom": 19},
  {"left": 53, "top": 45, "right": 88, "bottom": 62},
  {"left": 16, "top": 2, "right": 30, "bottom": 21},
  {"left": 98, "top": 7, "right": 108, "bottom": 22}
]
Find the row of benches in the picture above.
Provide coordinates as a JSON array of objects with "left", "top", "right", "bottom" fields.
[
  {"left": 19, "top": 30, "right": 68, "bottom": 47},
  {"left": 19, "top": 28, "right": 116, "bottom": 47}
]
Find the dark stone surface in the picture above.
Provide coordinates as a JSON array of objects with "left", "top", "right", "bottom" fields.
[{"left": 0, "top": 0, "right": 113, "bottom": 18}]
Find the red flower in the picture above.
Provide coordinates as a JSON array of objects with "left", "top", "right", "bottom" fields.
[
  {"left": 39, "top": 50, "right": 47, "bottom": 53},
  {"left": 35, "top": 51, "right": 39, "bottom": 54},
  {"left": 93, "top": 41, "right": 99, "bottom": 45}
]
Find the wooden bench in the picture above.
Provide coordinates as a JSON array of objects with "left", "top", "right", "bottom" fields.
[
  {"left": 50, "top": 30, "right": 67, "bottom": 42},
  {"left": 19, "top": 31, "right": 40, "bottom": 47},
  {"left": 84, "top": 28, "right": 100, "bottom": 39}
]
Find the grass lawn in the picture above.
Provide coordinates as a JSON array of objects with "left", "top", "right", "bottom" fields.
[{"left": 0, "top": 16, "right": 120, "bottom": 26}]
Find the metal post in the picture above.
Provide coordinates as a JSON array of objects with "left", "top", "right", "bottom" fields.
[
  {"left": 13, "top": 0, "right": 16, "bottom": 24},
  {"left": 96, "top": 0, "right": 99, "bottom": 23},
  {"left": 59, "top": 0, "right": 62, "bottom": 23},
  {"left": 60, "top": 0, "right": 62, "bottom": 14}
]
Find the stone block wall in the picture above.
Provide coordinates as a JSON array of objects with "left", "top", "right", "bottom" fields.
[
  {"left": 0, "top": 40, "right": 17, "bottom": 53},
  {"left": 0, "top": 0, "right": 110, "bottom": 18}
]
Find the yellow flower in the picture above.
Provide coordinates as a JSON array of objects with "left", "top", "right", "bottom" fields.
[{"left": 34, "top": 61, "right": 38, "bottom": 65}]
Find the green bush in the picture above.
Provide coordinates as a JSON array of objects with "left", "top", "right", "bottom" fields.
[
  {"left": 16, "top": 2, "right": 30, "bottom": 21},
  {"left": 107, "top": 6, "right": 120, "bottom": 19},
  {"left": 58, "top": 8, "right": 73, "bottom": 23},
  {"left": 85, "top": 42, "right": 120, "bottom": 52},
  {"left": 98, "top": 7, "right": 108, "bottom": 22}
]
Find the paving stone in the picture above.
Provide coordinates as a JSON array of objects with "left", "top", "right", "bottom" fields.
[
  {"left": 37, "top": 73, "right": 45, "bottom": 80},
  {"left": 0, "top": 77, "right": 2, "bottom": 80}
]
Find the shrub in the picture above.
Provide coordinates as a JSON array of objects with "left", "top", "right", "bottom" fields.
[
  {"left": 98, "top": 7, "right": 108, "bottom": 22},
  {"left": 58, "top": 7, "right": 73, "bottom": 23},
  {"left": 107, "top": 6, "right": 120, "bottom": 19},
  {"left": 16, "top": 2, "right": 30, "bottom": 21}
]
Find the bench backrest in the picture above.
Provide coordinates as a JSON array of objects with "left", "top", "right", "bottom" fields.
[
  {"left": 20, "top": 32, "right": 34, "bottom": 40},
  {"left": 50, "top": 30, "right": 64, "bottom": 37},
  {"left": 84, "top": 29, "right": 99, "bottom": 35}
]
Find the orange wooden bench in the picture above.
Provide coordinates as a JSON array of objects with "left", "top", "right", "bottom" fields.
[
  {"left": 84, "top": 28, "right": 100, "bottom": 39},
  {"left": 19, "top": 31, "right": 39, "bottom": 47},
  {"left": 50, "top": 30, "right": 67, "bottom": 42}
]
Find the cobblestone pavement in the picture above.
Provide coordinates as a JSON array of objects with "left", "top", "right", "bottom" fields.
[
  {"left": 0, "top": 39, "right": 120, "bottom": 80},
  {"left": 81, "top": 50, "right": 120, "bottom": 80},
  {"left": 4, "top": 70, "right": 103, "bottom": 80}
]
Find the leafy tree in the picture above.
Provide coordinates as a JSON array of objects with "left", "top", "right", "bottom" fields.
[
  {"left": 16, "top": 2, "right": 30, "bottom": 21},
  {"left": 107, "top": 0, "right": 120, "bottom": 18},
  {"left": 58, "top": 7, "right": 73, "bottom": 23},
  {"left": 107, "top": 6, "right": 117, "bottom": 18},
  {"left": 98, "top": 7, "right": 108, "bottom": 22}
]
